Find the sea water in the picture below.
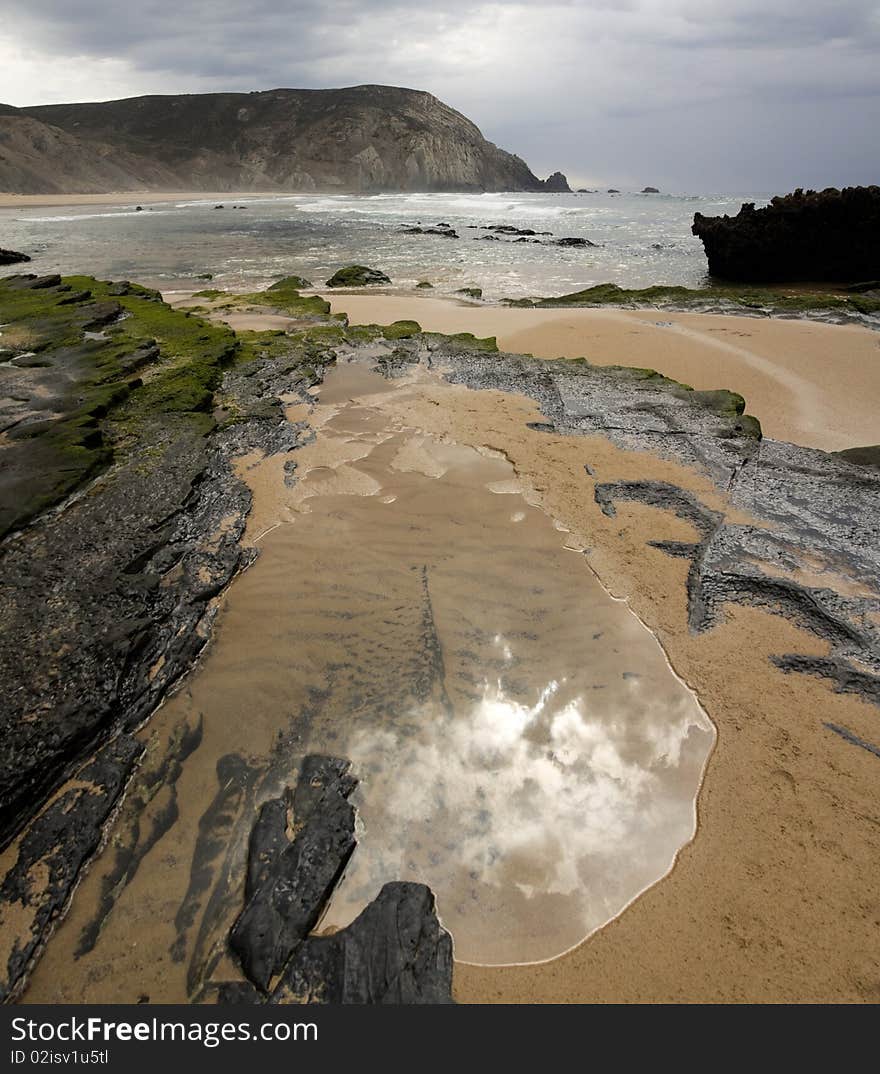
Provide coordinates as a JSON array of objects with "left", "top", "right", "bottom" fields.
[{"left": 1, "top": 190, "right": 769, "bottom": 299}]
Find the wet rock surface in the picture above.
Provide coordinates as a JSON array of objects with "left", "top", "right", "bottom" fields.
[
  {"left": 226, "top": 756, "right": 453, "bottom": 1003},
  {"left": 692, "top": 185, "right": 880, "bottom": 282}
]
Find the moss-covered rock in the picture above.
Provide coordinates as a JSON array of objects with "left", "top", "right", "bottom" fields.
[
  {"left": 325, "top": 266, "right": 391, "bottom": 288},
  {"left": 268, "top": 275, "right": 312, "bottom": 291},
  {"left": 505, "top": 280, "right": 880, "bottom": 318}
]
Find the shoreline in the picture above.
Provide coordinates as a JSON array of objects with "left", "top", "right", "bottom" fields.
[
  {"left": 312, "top": 294, "right": 880, "bottom": 452},
  {"left": 0, "top": 190, "right": 295, "bottom": 209}
]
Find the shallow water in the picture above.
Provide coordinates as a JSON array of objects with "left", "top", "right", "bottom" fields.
[
  {"left": 22, "top": 359, "right": 714, "bottom": 999},
  {"left": 1, "top": 190, "right": 768, "bottom": 299}
]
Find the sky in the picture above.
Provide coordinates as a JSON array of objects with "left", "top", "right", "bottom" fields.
[{"left": 1, "top": 0, "right": 878, "bottom": 191}]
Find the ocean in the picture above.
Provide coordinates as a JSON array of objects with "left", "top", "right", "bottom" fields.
[{"left": 1, "top": 190, "right": 769, "bottom": 299}]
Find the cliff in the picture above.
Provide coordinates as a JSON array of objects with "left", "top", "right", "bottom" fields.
[
  {"left": 692, "top": 186, "right": 880, "bottom": 282},
  {"left": 3, "top": 85, "right": 553, "bottom": 195}
]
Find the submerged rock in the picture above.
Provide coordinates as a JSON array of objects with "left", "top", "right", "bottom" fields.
[
  {"left": 325, "top": 265, "right": 391, "bottom": 287},
  {"left": 0, "top": 248, "right": 31, "bottom": 265},
  {"left": 455, "top": 286, "right": 483, "bottom": 299},
  {"left": 692, "top": 186, "right": 880, "bottom": 282},
  {"left": 554, "top": 236, "right": 597, "bottom": 247}
]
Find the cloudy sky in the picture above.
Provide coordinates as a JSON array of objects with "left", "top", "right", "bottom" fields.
[{"left": 1, "top": 1, "right": 878, "bottom": 191}]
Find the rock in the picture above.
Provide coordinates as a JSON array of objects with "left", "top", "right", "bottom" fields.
[
  {"left": 0, "top": 248, "right": 32, "bottom": 265},
  {"left": 228, "top": 754, "right": 453, "bottom": 1003},
  {"left": 196, "top": 272, "right": 213, "bottom": 280},
  {"left": 325, "top": 265, "right": 391, "bottom": 288},
  {"left": 229, "top": 756, "right": 357, "bottom": 990},
  {"left": 399, "top": 225, "right": 459, "bottom": 238},
  {"left": 0, "top": 734, "right": 144, "bottom": 1001},
  {"left": 834, "top": 445, "right": 880, "bottom": 470},
  {"left": 541, "top": 171, "right": 572, "bottom": 193},
  {"left": 135, "top": 205, "right": 143, "bottom": 212},
  {"left": 214, "top": 204, "right": 224, "bottom": 209},
  {"left": 607, "top": 188, "right": 620, "bottom": 193},
  {"left": 455, "top": 287, "right": 483, "bottom": 299},
  {"left": 268, "top": 274, "right": 312, "bottom": 290},
  {"left": 641, "top": 186, "right": 660, "bottom": 193},
  {"left": 692, "top": 186, "right": 880, "bottom": 282},
  {"left": 271, "top": 882, "right": 453, "bottom": 1004},
  {"left": 415, "top": 281, "right": 433, "bottom": 289},
  {"left": 555, "top": 236, "right": 597, "bottom": 247}
]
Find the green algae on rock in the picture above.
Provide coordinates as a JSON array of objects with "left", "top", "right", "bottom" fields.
[
  {"left": 325, "top": 265, "right": 392, "bottom": 288},
  {"left": 504, "top": 281, "right": 880, "bottom": 321}
]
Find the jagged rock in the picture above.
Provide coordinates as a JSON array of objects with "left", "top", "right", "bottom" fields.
[
  {"left": 542, "top": 171, "right": 572, "bottom": 193},
  {"left": 0, "top": 735, "right": 144, "bottom": 1002},
  {"left": 554, "top": 236, "right": 597, "bottom": 247},
  {"left": 641, "top": 186, "right": 660, "bottom": 193},
  {"left": 0, "top": 248, "right": 31, "bottom": 265},
  {"left": 271, "top": 882, "right": 453, "bottom": 1004},
  {"left": 229, "top": 756, "right": 357, "bottom": 990},
  {"left": 455, "top": 287, "right": 483, "bottom": 299},
  {"left": 325, "top": 265, "right": 391, "bottom": 288},
  {"left": 692, "top": 186, "right": 880, "bottom": 282}
]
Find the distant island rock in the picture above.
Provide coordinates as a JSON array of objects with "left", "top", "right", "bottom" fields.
[
  {"left": 641, "top": 186, "right": 660, "bottom": 193},
  {"left": 0, "top": 86, "right": 564, "bottom": 195},
  {"left": 541, "top": 171, "right": 572, "bottom": 193},
  {"left": 692, "top": 186, "right": 880, "bottom": 282}
]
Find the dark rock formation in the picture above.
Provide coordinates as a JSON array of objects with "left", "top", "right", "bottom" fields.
[
  {"left": 415, "top": 280, "right": 433, "bottom": 289},
  {"left": 541, "top": 171, "right": 572, "bottom": 193},
  {"left": 0, "top": 248, "right": 31, "bottom": 265},
  {"left": 271, "top": 882, "right": 454, "bottom": 1004},
  {"left": 230, "top": 756, "right": 357, "bottom": 990},
  {"left": 399, "top": 225, "right": 459, "bottom": 237},
  {"left": 228, "top": 755, "right": 454, "bottom": 1004},
  {"left": 692, "top": 186, "right": 880, "bottom": 282},
  {"left": 8, "top": 86, "right": 548, "bottom": 194},
  {"left": 554, "top": 236, "right": 597, "bottom": 247},
  {"left": 455, "top": 287, "right": 483, "bottom": 299},
  {"left": 0, "top": 735, "right": 144, "bottom": 1001},
  {"left": 641, "top": 186, "right": 660, "bottom": 193},
  {"left": 607, "top": 188, "right": 620, "bottom": 193},
  {"left": 325, "top": 265, "right": 391, "bottom": 287}
]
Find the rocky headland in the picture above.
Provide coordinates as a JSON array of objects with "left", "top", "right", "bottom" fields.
[{"left": 0, "top": 87, "right": 568, "bottom": 195}]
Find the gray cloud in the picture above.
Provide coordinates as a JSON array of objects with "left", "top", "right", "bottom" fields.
[{"left": 1, "top": 1, "right": 878, "bottom": 190}]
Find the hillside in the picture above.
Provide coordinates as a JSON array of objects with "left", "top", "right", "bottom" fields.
[{"left": 2, "top": 85, "right": 555, "bottom": 194}]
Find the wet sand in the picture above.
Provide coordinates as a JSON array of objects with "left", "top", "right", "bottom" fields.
[{"left": 327, "top": 295, "right": 880, "bottom": 452}]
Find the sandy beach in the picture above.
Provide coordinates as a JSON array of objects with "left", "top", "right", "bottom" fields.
[{"left": 327, "top": 295, "right": 880, "bottom": 453}]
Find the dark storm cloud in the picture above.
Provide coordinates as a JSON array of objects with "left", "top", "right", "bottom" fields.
[{"left": 2, "top": 1, "right": 879, "bottom": 190}]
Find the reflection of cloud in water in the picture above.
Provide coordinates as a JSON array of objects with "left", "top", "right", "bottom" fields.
[{"left": 328, "top": 649, "right": 713, "bottom": 959}]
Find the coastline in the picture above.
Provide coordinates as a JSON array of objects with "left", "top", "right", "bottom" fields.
[{"left": 318, "top": 294, "right": 880, "bottom": 452}]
